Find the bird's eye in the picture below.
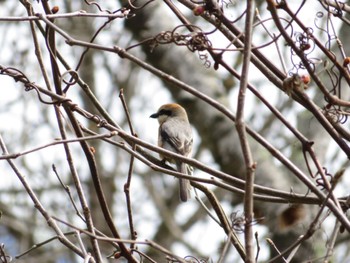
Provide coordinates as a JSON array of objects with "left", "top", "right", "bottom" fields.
[{"left": 159, "top": 109, "right": 172, "bottom": 116}]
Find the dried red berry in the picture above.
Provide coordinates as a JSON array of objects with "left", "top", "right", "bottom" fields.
[
  {"left": 90, "top": 147, "right": 96, "bottom": 154},
  {"left": 193, "top": 5, "right": 205, "bottom": 16},
  {"left": 343, "top": 57, "right": 350, "bottom": 67},
  {"left": 300, "top": 43, "right": 311, "bottom": 51},
  {"left": 51, "top": 6, "right": 59, "bottom": 14},
  {"left": 301, "top": 74, "right": 310, "bottom": 85}
]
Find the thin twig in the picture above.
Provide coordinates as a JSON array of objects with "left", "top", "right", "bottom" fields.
[
  {"left": 15, "top": 231, "right": 77, "bottom": 259},
  {"left": 0, "top": 133, "right": 117, "bottom": 160},
  {"left": 324, "top": 219, "right": 341, "bottom": 262},
  {"left": 0, "top": 11, "right": 128, "bottom": 21},
  {"left": 52, "top": 164, "right": 85, "bottom": 220},
  {"left": 235, "top": 1, "right": 255, "bottom": 261},
  {"left": 119, "top": 89, "right": 138, "bottom": 246}
]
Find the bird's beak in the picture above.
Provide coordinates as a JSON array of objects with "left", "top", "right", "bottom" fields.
[{"left": 150, "top": 113, "right": 158, "bottom": 118}]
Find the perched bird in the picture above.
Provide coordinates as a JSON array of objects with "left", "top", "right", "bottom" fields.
[{"left": 150, "top": 103, "right": 193, "bottom": 202}]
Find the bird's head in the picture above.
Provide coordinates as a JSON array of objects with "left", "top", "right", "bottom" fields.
[{"left": 150, "top": 103, "right": 188, "bottom": 124}]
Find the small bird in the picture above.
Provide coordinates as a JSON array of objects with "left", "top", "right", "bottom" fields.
[{"left": 150, "top": 103, "right": 193, "bottom": 202}]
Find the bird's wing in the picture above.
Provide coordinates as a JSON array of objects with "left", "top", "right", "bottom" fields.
[{"left": 160, "top": 121, "right": 192, "bottom": 156}]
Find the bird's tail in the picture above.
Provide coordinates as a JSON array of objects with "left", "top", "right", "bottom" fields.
[{"left": 177, "top": 162, "right": 191, "bottom": 202}]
